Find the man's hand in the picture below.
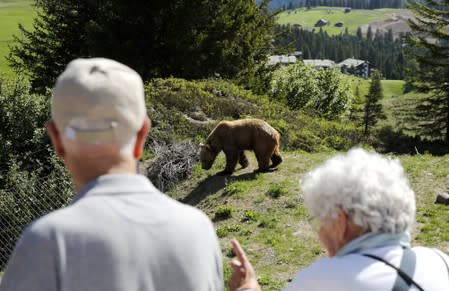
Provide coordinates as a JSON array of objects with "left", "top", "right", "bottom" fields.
[{"left": 228, "top": 239, "right": 261, "bottom": 291}]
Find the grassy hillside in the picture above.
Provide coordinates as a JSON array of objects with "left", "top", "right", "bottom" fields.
[
  {"left": 0, "top": 0, "right": 35, "bottom": 78},
  {"left": 277, "top": 7, "right": 412, "bottom": 36},
  {"left": 167, "top": 150, "right": 449, "bottom": 290},
  {"left": 350, "top": 77, "right": 405, "bottom": 99}
]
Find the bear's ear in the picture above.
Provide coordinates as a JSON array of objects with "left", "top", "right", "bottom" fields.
[{"left": 199, "top": 143, "right": 205, "bottom": 148}]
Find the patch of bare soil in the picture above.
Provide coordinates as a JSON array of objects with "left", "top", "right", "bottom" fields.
[{"left": 361, "top": 10, "right": 415, "bottom": 38}]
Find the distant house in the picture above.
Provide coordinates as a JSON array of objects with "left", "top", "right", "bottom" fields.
[
  {"left": 291, "top": 51, "right": 303, "bottom": 58},
  {"left": 314, "top": 19, "right": 328, "bottom": 27},
  {"left": 302, "top": 59, "right": 335, "bottom": 69},
  {"left": 335, "top": 22, "right": 344, "bottom": 27},
  {"left": 268, "top": 55, "right": 297, "bottom": 66},
  {"left": 344, "top": 7, "right": 352, "bottom": 13},
  {"left": 337, "top": 58, "right": 372, "bottom": 79}
]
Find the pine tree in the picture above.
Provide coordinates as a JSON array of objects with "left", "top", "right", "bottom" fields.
[
  {"left": 7, "top": 0, "right": 94, "bottom": 93},
  {"left": 405, "top": 0, "right": 449, "bottom": 141},
  {"left": 363, "top": 70, "right": 385, "bottom": 135},
  {"left": 8, "top": 0, "right": 275, "bottom": 92}
]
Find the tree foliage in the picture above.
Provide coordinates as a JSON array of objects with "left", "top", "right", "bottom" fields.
[
  {"left": 363, "top": 70, "right": 384, "bottom": 135},
  {"left": 405, "top": 0, "right": 449, "bottom": 141},
  {"left": 8, "top": 0, "right": 275, "bottom": 93},
  {"left": 0, "top": 77, "right": 72, "bottom": 268},
  {"left": 274, "top": 25, "right": 407, "bottom": 79},
  {"left": 270, "top": 63, "right": 352, "bottom": 118}
]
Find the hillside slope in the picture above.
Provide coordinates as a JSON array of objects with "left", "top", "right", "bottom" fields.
[
  {"left": 277, "top": 7, "right": 413, "bottom": 37},
  {"left": 166, "top": 150, "right": 449, "bottom": 289}
]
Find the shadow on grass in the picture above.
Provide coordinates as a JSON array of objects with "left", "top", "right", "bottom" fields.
[
  {"left": 375, "top": 126, "right": 449, "bottom": 156},
  {"left": 181, "top": 171, "right": 257, "bottom": 206}
]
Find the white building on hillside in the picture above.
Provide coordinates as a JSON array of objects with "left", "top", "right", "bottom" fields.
[
  {"left": 337, "top": 58, "right": 372, "bottom": 79},
  {"left": 268, "top": 55, "right": 297, "bottom": 66},
  {"left": 302, "top": 59, "right": 336, "bottom": 69}
]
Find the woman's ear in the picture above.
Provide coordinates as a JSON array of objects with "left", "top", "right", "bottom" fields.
[
  {"left": 338, "top": 208, "right": 364, "bottom": 245},
  {"left": 335, "top": 208, "right": 348, "bottom": 243}
]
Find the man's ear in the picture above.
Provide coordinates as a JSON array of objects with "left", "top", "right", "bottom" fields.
[
  {"left": 46, "top": 120, "right": 66, "bottom": 158},
  {"left": 133, "top": 117, "right": 151, "bottom": 159},
  {"left": 45, "top": 120, "right": 65, "bottom": 159}
]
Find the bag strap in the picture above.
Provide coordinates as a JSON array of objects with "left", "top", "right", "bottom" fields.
[{"left": 362, "top": 248, "right": 424, "bottom": 291}]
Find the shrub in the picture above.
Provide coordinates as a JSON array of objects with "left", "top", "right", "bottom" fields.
[
  {"left": 241, "top": 209, "right": 259, "bottom": 222},
  {"left": 0, "top": 77, "right": 73, "bottom": 269},
  {"left": 214, "top": 205, "right": 234, "bottom": 221},
  {"left": 270, "top": 63, "right": 353, "bottom": 118},
  {"left": 216, "top": 224, "right": 241, "bottom": 238},
  {"left": 266, "top": 184, "right": 289, "bottom": 199}
]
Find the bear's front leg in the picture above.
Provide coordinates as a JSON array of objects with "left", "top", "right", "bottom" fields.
[
  {"left": 219, "top": 151, "right": 239, "bottom": 175},
  {"left": 254, "top": 151, "right": 271, "bottom": 173}
]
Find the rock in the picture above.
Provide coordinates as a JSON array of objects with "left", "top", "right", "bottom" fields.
[{"left": 435, "top": 192, "right": 449, "bottom": 205}]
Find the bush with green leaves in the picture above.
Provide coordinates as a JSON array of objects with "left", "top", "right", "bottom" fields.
[
  {"left": 213, "top": 205, "right": 234, "bottom": 221},
  {"left": 270, "top": 63, "right": 353, "bottom": 119},
  {"left": 315, "top": 68, "right": 352, "bottom": 120},
  {"left": 271, "top": 63, "right": 320, "bottom": 110},
  {"left": 216, "top": 224, "right": 241, "bottom": 238},
  {"left": 144, "top": 77, "right": 364, "bottom": 152},
  {"left": 0, "top": 77, "right": 73, "bottom": 269},
  {"left": 241, "top": 209, "right": 259, "bottom": 222},
  {"left": 266, "top": 184, "right": 289, "bottom": 199}
]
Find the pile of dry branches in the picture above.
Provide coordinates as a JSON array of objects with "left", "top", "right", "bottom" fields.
[{"left": 145, "top": 141, "right": 199, "bottom": 192}]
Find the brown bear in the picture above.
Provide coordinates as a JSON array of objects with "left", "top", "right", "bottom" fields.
[{"left": 200, "top": 118, "right": 282, "bottom": 175}]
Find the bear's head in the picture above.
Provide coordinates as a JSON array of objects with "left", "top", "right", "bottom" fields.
[{"left": 199, "top": 143, "right": 218, "bottom": 170}]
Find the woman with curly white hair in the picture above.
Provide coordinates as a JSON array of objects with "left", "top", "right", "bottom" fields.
[{"left": 229, "top": 148, "right": 449, "bottom": 291}]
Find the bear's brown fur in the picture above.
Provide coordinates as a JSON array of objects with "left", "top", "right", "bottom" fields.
[{"left": 200, "top": 118, "right": 282, "bottom": 175}]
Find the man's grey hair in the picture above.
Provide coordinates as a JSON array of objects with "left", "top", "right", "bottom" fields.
[{"left": 301, "top": 148, "right": 416, "bottom": 234}]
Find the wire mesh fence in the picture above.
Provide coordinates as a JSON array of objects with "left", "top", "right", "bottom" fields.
[
  {"left": 0, "top": 140, "right": 199, "bottom": 271},
  {"left": 0, "top": 163, "right": 74, "bottom": 270}
]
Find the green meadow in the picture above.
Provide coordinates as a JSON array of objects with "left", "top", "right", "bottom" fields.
[
  {"left": 277, "top": 7, "right": 410, "bottom": 36},
  {"left": 0, "top": 0, "right": 35, "bottom": 77}
]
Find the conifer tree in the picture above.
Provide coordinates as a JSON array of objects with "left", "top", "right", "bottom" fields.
[
  {"left": 363, "top": 70, "right": 385, "bottom": 135},
  {"left": 8, "top": 0, "right": 274, "bottom": 93},
  {"left": 405, "top": 0, "right": 449, "bottom": 141}
]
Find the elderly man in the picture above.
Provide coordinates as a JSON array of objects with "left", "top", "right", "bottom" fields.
[
  {"left": 0, "top": 58, "right": 223, "bottom": 291},
  {"left": 229, "top": 148, "right": 449, "bottom": 291}
]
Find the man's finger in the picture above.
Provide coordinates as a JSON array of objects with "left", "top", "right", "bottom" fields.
[
  {"left": 230, "top": 258, "right": 242, "bottom": 268},
  {"left": 231, "top": 238, "right": 249, "bottom": 266}
]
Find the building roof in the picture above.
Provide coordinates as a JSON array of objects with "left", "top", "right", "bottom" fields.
[
  {"left": 302, "top": 59, "right": 335, "bottom": 67},
  {"left": 268, "top": 55, "right": 297, "bottom": 66},
  {"left": 337, "top": 58, "right": 367, "bottom": 68}
]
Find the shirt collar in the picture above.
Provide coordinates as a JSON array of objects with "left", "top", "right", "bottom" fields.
[
  {"left": 71, "top": 174, "right": 157, "bottom": 204},
  {"left": 336, "top": 232, "right": 411, "bottom": 257}
]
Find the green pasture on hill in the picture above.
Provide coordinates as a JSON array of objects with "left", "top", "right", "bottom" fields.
[
  {"left": 381, "top": 79, "right": 405, "bottom": 99},
  {"left": 349, "top": 77, "right": 405, "bottom": 100},
  {"left": 277, "top": 7, "right": 409, "bottom": 36},
  {"left": 0, "top": 0, "right": 35, "bottom": 78}
]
